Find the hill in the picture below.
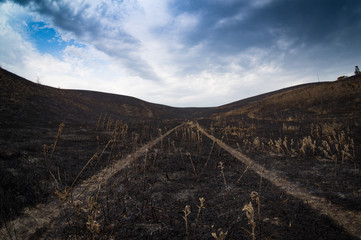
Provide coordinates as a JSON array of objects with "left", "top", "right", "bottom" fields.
[
  {"left": 2, "top": 67, "right": 361, "bottom": 125},
  {"left": 213, "top": 75, "right": 361, "bottom": 121},
  {"left": 0, "top": 68, "right": 210, "bottom": 128}
]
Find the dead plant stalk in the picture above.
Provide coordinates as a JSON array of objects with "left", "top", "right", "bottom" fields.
[
  {"left": 193, "top": 197, "right": 205, "bottom": 239},
  {"left": 183, "top": 205, "right": 191, "bottom": 240}
]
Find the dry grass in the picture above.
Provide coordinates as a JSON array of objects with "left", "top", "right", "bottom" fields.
[
  {"left": 242, "top": 201, "right": 256, "bottom": 240},
  {"left": 182, "top": 205, "right": 191, "bottom": 240},
  {"left": 211, "top": 228, "right": 228, "bottom": 240}
]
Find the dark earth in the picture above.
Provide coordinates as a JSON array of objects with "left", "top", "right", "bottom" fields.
[{"left": 1, "top": 68, "right": 360, "bottom": 239}]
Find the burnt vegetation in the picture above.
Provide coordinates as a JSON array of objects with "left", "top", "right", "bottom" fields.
[{"left": 1, "top": 68, "right": 361, "bottom": 239}]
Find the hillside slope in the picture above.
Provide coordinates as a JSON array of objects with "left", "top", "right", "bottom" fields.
[
  {"left": 213, "top": 75, "right": 361, "bottom": 121},
  {"left": 0, "top": 68, "right": 208, "bottom": 128}
]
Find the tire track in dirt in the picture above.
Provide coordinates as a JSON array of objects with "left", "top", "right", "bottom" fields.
[
  {"left": 0, "top": 124, "right": 184, "bottom": 240},
  {"left": 191, "top": 121, "right": 361, "bottom": 239}
]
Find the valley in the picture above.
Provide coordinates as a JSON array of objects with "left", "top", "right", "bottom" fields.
[{"left": 1, "top": 68, "right": 360, "bottom": 239}]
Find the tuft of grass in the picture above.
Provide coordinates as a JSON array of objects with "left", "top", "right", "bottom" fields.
[
  {"left": 211, "top": 228, "right": 228, "bottom": 240},
  {"left": 299, "top": 136, "right": 316, "bottom": 157},
  {"left": 85, "top": 196, "right": 101, "bottom": 240}
]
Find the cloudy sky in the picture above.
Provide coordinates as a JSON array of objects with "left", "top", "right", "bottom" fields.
[{"left": 0, "top": 0, "right": 360, "bottom": 107}]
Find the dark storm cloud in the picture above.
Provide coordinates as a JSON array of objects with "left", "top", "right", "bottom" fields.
[
  {"left": 170, "top": 0, "right": 361, "bottom": 51},
  {"left": 6, "top": 0, "right": 162, "bottom": 81},
  {"left": 169, "top": 0, "right": 252, "bottom": 51},
  {"left": 260, "top": 0, "right": 361, "bottom": 46},
  {"left": 7, "top": 0, "right": 102, "bottom": 37},
  {"left": 168, "top": 0, "right": 361, "bottom": 75},
  {"left": 258, "top": 0, "right": 361, "bottom": 70}
]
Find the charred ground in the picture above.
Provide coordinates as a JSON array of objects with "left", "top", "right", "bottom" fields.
[{"left": 1, "top": 68, "right": 360, "bottom": 239}]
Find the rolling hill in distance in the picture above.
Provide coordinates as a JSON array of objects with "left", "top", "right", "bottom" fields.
[
  {"left": 0, "top": 67, "right": 204, "bottom": 127},
  {"left": 1, "top": 67, "right": 361, "bottom": 126}
]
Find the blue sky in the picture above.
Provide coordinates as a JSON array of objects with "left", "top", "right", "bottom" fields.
[
  {"left": 0, "top": 0, "right": 360, "bottom": 107},
  {"left": 26, "top": 21, "right": 66, "bottom": 56}
]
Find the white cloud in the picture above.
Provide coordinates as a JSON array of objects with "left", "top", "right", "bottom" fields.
[
  {"left": 0, "top": 3, "right": 36, "bottom": 75},
  {"left": 0, "top": 1, "right": 314, "bottom": 107},
  {"left": 1, "top": 0, "right": 358, "bottom": 108}
]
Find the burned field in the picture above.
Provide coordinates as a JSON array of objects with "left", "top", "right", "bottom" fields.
[
  {"left": 1, "top": 117, "right": 360, "bottom": 239},
  {"left": 1, "top": 69, "right": 361, "bottom": 239}
]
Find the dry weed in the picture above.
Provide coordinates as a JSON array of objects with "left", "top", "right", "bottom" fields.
[
  {"left": 218, "top": 162, "right": 228, "bottom": 190},
  {"left": 193, "top": 197, "right": 206, "bottom": 239},
  {"left": 242, "top": 191, "right": 261, "bottom": 240},
  {"left": 183, "top": 205, "right": 191, "bottom": 240},
  {"left": 242, "top": 201, "right": 256, "bottom": 240}
]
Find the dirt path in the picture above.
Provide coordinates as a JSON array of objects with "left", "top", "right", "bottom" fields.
[
  {"left": 0, "top": 124, "right": 184, "bottom": 240},
  {"left": 191, "top": 121, "right": 361, "bottom": 239}
]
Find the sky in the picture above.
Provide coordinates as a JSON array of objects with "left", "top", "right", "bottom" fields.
[{"left": 0, "top": 0, "right": 361, "bottom": 107}]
